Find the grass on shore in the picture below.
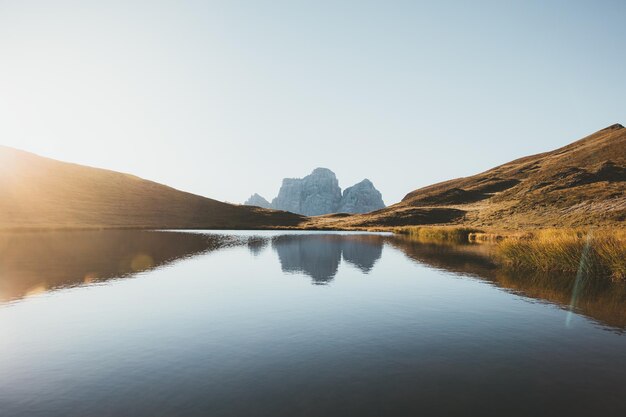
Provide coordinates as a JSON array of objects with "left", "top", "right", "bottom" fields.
[
  {"left": 395, "top": 226, "right": 626, "bottom": 281},
  {"left": 497, "top": 229, "right": 626, "bottom": 282},
  {"left": 395, "top": 226, "right": 483, "bottom": 243}
]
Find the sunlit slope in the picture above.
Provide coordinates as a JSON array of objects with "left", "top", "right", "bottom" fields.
[
  {"left": 309, "top": 124, "right": 625, "bottom": 228},
  {"left": 0, "top": 147, "right": 304, "bottom": 229}
]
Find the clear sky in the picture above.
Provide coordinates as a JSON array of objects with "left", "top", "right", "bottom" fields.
[{"left": 1, "top": 0, "right": 624, "bottom": 205}]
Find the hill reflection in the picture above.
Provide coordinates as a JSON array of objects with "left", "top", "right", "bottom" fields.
[
  {"left": 389, "top": 236, "right": 626, "bottom": 331},
  {"left": 0, "top": 230, "right": 234, "bottom": 302},
  {"left": 1, "top": 230, "right": 624, "bottom": 330},
  {"left": 270, "top": 234, "right": 384, "bottom": 284}
]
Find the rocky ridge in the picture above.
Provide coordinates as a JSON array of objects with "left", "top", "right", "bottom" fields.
[
  {"left": 243, "top": 193, "right": 271, "bottom": 209},
  {"left": 244, "top": 168, "right": 385, "bottom": 216}
]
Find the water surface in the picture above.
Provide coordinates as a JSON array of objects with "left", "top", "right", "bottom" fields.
[{"left": 1, "top": 230, "right": 625, "bottom": 416}]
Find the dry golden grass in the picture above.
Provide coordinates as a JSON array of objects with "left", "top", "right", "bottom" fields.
[
  {"left": 393, "top": 226, "right": 626, "bottom": 282},
  {"left": 396, "top": 226, "right": 483, "bottom": 243},
  {"left": 497, "top": 228, "right": 626, "bottom": 281}
]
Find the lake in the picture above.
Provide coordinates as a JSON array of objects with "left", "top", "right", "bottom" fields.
[{"left": 1, "top": 230, "right": 625, "bottom": 416}]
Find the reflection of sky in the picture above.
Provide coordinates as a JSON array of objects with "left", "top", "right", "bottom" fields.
[{"left": 1, "top": 231, "right": 626, "bottom": 416}]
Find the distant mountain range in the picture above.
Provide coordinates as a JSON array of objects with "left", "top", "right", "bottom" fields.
[
  {"left": 1, "top": 124, "right": 623, "bottom": 230},
  {"left": 244, "top": 168, "right": 386, "bottom": 215},
  {"left": 308, "top": 124, "right": 625, "bottom": 229}
]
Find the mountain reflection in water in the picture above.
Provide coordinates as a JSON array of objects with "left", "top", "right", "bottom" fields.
[
  {"left": 1, "top": 230, "right": 625, "bottom": 330},
  {"left": 270, "top": 234, "right": 384, "bottom": 283}
]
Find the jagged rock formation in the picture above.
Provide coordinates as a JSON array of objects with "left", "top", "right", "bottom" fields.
[
  {"left": 271, "top": 168, "right": 342, "bottom": 216},
  {"left": 244, "top": 193, "right": 271, "bottom": 208},
  {"left": 270, "top": 178, "right": 306, "bottom": 214},
  {"left": 246, "top": 168, "right": 386, "bottom": 216},
  {"left": 338, "top": 179, "right": 385, "bottom": 214}
]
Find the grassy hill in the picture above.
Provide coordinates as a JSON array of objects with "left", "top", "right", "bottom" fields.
[
  {"left": 2, "top": 124, "right": 623, "bottom": 231},
  {"left": 0, "top": 146, "right": 304, "bottom": 230},
  {"left": 308, "top": 124, "right": 625, "bottom": 229}
]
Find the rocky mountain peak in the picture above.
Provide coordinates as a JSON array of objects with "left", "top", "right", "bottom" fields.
[
  {"left": 311, "top": 167, "right": 337, "bottom": 177},
  {"left": 339, "top": 179, "right": 385, "bottom": 214},
  {"left": 244, "top": 193, "right": 271, "bottom": 208},
  {"left": 271, "top": 168, "right": 342, "bottom": 216},
  {"left": 245, "top": 168, "right": 386, "bottom": 216},
  {"left": 353, "top": 179, "right": 374, "bottom": 187}
]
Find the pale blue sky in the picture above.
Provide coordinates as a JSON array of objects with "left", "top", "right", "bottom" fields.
[{"left": 1, "top": 1, "right": 624, "bottom": 204}]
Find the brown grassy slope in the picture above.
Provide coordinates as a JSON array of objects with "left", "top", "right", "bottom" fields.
[
  {"left": 0, "top": 146, "right": 305, "bottom": 229},
  {"left": 308, "top": 124, "right": 625, "bottom": 229}
]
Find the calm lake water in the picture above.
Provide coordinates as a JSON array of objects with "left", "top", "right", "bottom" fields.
[{"left": 1, "top": 230, "right": 625, "bottom": 416}]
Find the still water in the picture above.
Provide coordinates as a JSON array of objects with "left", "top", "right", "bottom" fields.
[{"left": 1, "top": 230, "right": 625, "bottom": 416}]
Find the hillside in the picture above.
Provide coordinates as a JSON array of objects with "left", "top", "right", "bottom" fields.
[
  {"left": 307, "top": 124, "right": 626, "bottom": 229},
  {"left": 3, "top": 124, "right": 623, "bottom": 231},
  {"left": 0, "top": 146, "right": 304, "bottom": 230}
]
